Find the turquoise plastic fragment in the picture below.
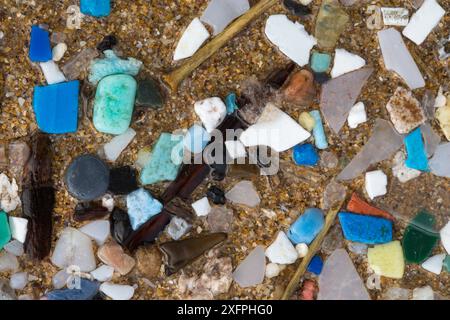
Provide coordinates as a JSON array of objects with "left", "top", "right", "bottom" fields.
[
  {"left": 339, "top": 212, "right": 393, "bottom": 244},
  {"left": 225, "top": 93, "right": 238, "bottom": 114},
  {"left": 310, "top": 110, "right": 328, "bottom": 149},
  {"left": 29, "top": 25, "right": 52, "bottom": 62},
  {"left": 311, "top": 52, "right": 331, "bottom": 73},
  {"left": 93, "top": 74, "right": 137, "bottom": 135},
  {"left": 0, "top": 211, "right": 11, "bottom": 250},
  {"left": 140, "top": 133, "right": 184, "bottom": 185},
  {"left": 80, "top": 0, "right": 111, "bottom": 18},
  {"left": 126, "top": 188, "right": 163, "bottom": 230},
  {"left": 88, "top": 50, "right": 142, "bottom": 84},
  {"left": 404, "top": 127, "right": 429, "bottom": 172},
  {"left": 33, "top": 81, "right": 79, "bottom": 134}
]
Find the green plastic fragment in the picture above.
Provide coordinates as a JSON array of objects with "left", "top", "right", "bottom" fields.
[
  {"left": 0, "top": 211, "right": 11, "bottom": 250},
  {"left": 402, "top": 210, "right": 440, "bottom": 264}
]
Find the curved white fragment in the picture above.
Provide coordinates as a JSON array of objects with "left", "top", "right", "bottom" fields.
[
  {"left": 331, "top": 49, "right": 366, "bottom": 78},
  {"left": 239, "top": 103, "right": 310, "bottom": 153},
  {"left": 174, "top": 18, "right": 210, "bottom": 61},
  {"left": 265, "top": 15, "right": 316, "bottom": 67}
]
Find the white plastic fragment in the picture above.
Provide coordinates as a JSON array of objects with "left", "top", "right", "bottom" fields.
[
  {"left": 265, "top": 231, "right": 299, "bottom": 265},
  {"left": 365, "top": 170, "right": 388, "bottom": 200},
  {"left": 194, "top": 97, "right": 226, "bottom": 133},
  {"left": 90, "top": 265, "right": 114, "bottom": 282},
  {"left": 167, "top": 217, "right": 191, "bottom": 241},
  {"left": 39, "top": 61, "right": 67, "bottom": 85},
  {"left": 0, "top": 251, "right": 19, "bottom": 272},
  {"left": 79, "top": 220, "right": 110, "bottom": 246},
  {"left": 10, "top": 272, "right": 28, "bottom": 290},
  {"left": 240, "top": 103, "right": 311, "bottom": 153},
  {"left": 4, "top": 240, "right": 24, "bottom": 257},
  {"left": 52, "top": 43, "right": 67, "bottom": 61},
  {"left": 331, "top": 49, "right": 366, "bottom": 78},
  {"left": 225, "top": 140, "right": 246, "bottom": 159},
  {"left": 429, "top": 143, "right": 450, "bottom": 178},
  {"left": 381, "top": 7, "right": 409, "bottom": 26},
  {"left": 100, "top": 282, "right": 135, "bottom": 300},
  {"left": 440, "top": 221, "right": 450, "bottom": 254},
  {"left": 191, "top": 197, "right": 211, "bottom": 217},
  {"left": 347, "top": 102, "right": 367, "bottom": 129},
  {"left": 412, "top": 286, "right": 435, "bottom": 300},
  {"left": 51, "top": 227, "right": 97, "bottom": 272},
  {"left": 402, "top": 0, "right": 445, "bottom": 45},
  {"left": 200, "top": 0, "right": 250, "bottom": 35},
  {"left": 265, "top": 15, "right": 317, "bottom": 67},
  {"left": 421, "top": 254, "right": 446, "bottom": 275},
  {"left": 174, "top": 18, "right": 210, "bottom": 61},
  {"left": 232, "top": 246, "right": 266, "bottom": 288},
  {"left": 8, "top": 216, "right": 28, "bottom": 243},
  {"left": 103, "top": 128, "right": 136, "bottom": 162},
  {"left": 378, "top": 28, "right": 425, "bottom": 90}
]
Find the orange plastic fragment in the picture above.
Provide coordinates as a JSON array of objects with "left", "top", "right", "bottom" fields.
[{"left": 346, "top": 193, "right": 395, "bottom": 221}]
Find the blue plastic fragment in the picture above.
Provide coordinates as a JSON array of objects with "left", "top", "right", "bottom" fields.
[
  {"left": 225, "top": 93, "right": 238, "bottom": 114},
  {"left": 288, "top": 208, "right": 325, "bottom": 245},
  {"left": 292, "top": 143, "right": 319, "bottom": 166},
  {"left": 46, "top": 279, "right": 100, "bottom": 300},
  {"left": 404, "top": 127, "right": 429, "bottom": 172},
  {"left": 29, "top": 25, "right": 52, "bottom": 62},
  {"left": 307, "top": 255, "right": 324, "bottom": 275},
  {"left": 310, "top": 110, "right": 328, "bottom": 150},
  {"left": 183, "top": 124, "right": 211, "bottom": 154},
  {"left": 80, "top": 0, "right": 111, "bottom": 17},
  {"left": 338, "top": 212, "right": 393, "bottom": 244},
  {"left": 33, "top": 80, "right": 79, "bottom": 134}
]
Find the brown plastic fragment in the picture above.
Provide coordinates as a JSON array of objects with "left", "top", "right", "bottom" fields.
[
  {"left": 159, "top": 233, "right": 227, "bottom": 275},
  {"left": 124, "top": 210, "right": 172, "bottom": 252},
  {"left": 22, "top": 133, "right": 54, "bottom": 260},
  {"left": 73, "top": 202, "right": 110, "bottom": 222}
]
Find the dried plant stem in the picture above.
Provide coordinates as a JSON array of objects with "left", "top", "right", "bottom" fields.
[
  {"left": 162, "top": 0, "right": 278, "bottom": 92},
  {"left": 281, "top": 200, "right": 345, "bottom": 300}
]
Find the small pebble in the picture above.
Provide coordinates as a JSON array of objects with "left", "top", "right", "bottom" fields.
[
  {"left": 52, "top": 43, "right": 67, "bottom": 61},
  {"left": 265, "top": 263, "right": 282, "bottom": 279},
  {"left": 10, "top": 272, "right": 28, "bottom": 290},
  {"left": 90, "top": 265, "right": 114, "bottom": 282},
  {"left": 295, "top": 243, "right": 309, "bottom": 258}
]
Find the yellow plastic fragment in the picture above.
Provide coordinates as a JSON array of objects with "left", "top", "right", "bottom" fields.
[{"left": 368, "top": 240, "right": 405, "bottom": 279}]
